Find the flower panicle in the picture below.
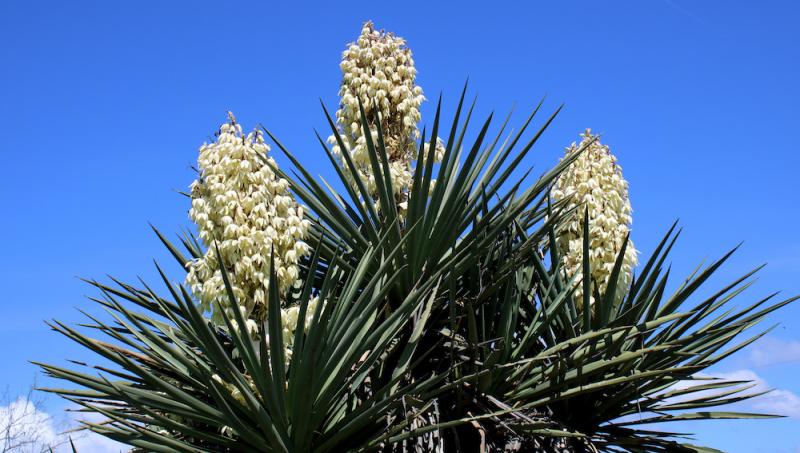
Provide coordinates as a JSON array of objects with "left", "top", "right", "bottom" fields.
[
  {"left": 186, "top": 113, "right": 311, "bottom": 326},
  {"left": 329, "top": 21, "right": 444, "bottom": 216},
  {"left": 552, "top": 129, "right": 638, "bottom": 306}
]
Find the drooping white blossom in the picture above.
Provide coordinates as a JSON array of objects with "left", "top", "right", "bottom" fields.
[
  {"left": 329, "top": 21, "right": 444, "bottom": 215},
  {"left": 275, "top": 296, "right": 322, "bottom": 362},
  {"left": 207, "top": 300, "right": 338, "bottom": 434},
  {"left": 552, "top": 129, "right": 638, "bottom": 306},
  {"left": 186, "top": 112, "right": 310, "bottom": 326}
]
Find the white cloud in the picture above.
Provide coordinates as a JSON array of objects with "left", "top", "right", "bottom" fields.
[
  {"left": 66, "top": 411, "right": 126, "bottom": 453},
  {"left": 659, "top": 369, "right": 800, "bottom": 418},
  {"left": 710, "top": 369, "right": 763, "bottom": 383},
  {"left": 0, "top": 398, "right": 124, "bottom": 453},
  {"left": 682, "top": 369, "right": 800, "bottom": 418},
  {"left": 747, "top": 336, "right": 800, "bottom": 367},
  {"left": 0, "top": 397, "right": 59, "bottom": 452},
  {"left": 69, "top": 426, "right": 126, "bottom": 453},
  {"left": 753, "top": 389, "right": 800, "bottom": 418}
]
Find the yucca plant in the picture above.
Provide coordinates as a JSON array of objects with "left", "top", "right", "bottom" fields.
[{"left": 37, "top": 21, "right": 794, "bottom": 453}]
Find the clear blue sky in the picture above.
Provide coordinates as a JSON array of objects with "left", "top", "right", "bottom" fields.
[{"left": 2, "top": 1, "right": 799, "bottom": 451}]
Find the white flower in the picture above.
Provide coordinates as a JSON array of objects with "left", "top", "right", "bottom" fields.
[
  {"left": 262, "top": 296, "right": 324, "bottom": 363},
  {"left": 552, "top": 129, "right": 638, "bottom": 307},
  {"left": 186, "top": 112, "right": 310, "bottom": 327},
  {"left": 329, "top": 21, "right": 444, "bottom": 218}
]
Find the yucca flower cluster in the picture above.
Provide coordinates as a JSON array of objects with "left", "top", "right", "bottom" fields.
[
  {"left": 279, "top": 296, "right": 321, "bottom": 360},
  {"left": 186, "top": 112, "right": 310, "bottom": 329},
  {"left": 330, "top": 21, "right": 443, "bottom": 214},
  {"left": 552, "top": 129, "right": 638, "bottom": 306}
]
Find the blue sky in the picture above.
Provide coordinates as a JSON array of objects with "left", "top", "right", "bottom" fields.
[{"left": 2, "top": 1, "right": 799, "bottom": 451}]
